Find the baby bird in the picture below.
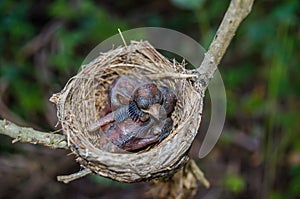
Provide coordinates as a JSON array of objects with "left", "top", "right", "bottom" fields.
[
  {"left": 88, "top": 76, "right": 177, "bottom": 152},
  {"left": 88, "top": 82, "right": 162, "bottom": 132},
  {"left": 102, "top": 116, "right": 173, "bottom": 152}
]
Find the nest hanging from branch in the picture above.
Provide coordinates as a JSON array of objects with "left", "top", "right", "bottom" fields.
[{"left": 50, "top": 41, "right": 204, "bottom": 183}]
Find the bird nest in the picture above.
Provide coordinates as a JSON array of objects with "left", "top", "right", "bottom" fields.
[{"left": 50, "top": 41, "right": 204, "bottom": 183}]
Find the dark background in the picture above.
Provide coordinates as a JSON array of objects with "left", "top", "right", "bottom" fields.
[{"left": 0, "top": 0, "right": 299, "bottom": 198}]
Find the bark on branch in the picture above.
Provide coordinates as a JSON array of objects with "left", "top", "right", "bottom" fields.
[
  {"left": 0, "top": 119, "right": 67, "bottom": 149},
  {"left": 197, "top": 0, "right": 254, "bottom": 86}
]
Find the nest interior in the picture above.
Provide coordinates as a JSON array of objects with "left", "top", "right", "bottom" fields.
[{"left": 51, "top": 41, "right": 204, "bottom": 183}]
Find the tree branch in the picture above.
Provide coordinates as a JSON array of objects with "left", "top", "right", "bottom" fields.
[
  {"left": 0, "top": 119, "right": 68, "bottom": 149},
  {"left": 57, "top": 168, "right": 92, "bottom": 183},
  {"left": 197, "top": 0, "right": 254, "bottom": 85}
]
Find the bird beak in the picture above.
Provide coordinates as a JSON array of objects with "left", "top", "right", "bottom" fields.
[{"left": 144, "top": 104, "right": 161, "bottom": 120}]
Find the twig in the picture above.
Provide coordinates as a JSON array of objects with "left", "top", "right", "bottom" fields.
[
  {"left": 118, "top": 28, "right": 127, "bottom": 47},
  {"left": 0, "top": 119, "right": 68, "bottom": 149},
  {"left": 189, "top": 159, "right": 210, "bottom": 189},
  {"left": 197, "top": 0, "right": 254, "bottom": 85},
  {"left": 57, "top": 168, "right": 92, "bottom": 183}
]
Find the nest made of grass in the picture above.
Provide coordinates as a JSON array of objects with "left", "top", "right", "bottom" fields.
[{"left": 50, "top": 41, "right": 204, "bottom": 183}]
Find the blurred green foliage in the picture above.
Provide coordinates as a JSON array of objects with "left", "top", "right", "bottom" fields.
[
  {"left": 0, "top": 0, "right": 299, "bottom": 198},
  {"left": 223, "top": 173, "right": 246, "bottom": 193},
  {"left": 0, "top": 0, "right": 127, "bottom": 127}
]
